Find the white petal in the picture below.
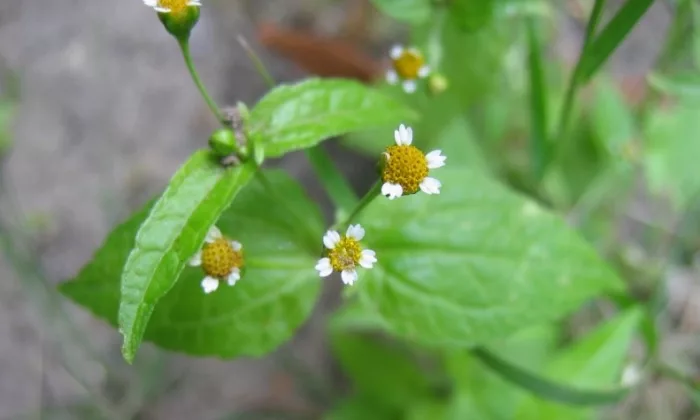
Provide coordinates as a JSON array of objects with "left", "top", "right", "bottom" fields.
[
  {"left": 227, "top": 268, "right": 241, "bottom": 286},
  {"left": 230, "top": 240, "right": 242, "bottom": 251},
  {"left": 402, "top": 79, "right": 417, "bottom": 93},
  {"left": 385, "top": 70, "right": 399, "bottom": 85},
  {"left": 187, "top": 0, "right": 202, "bottom": 5},
  {"left": 341, "top": 269, "right": 358, "bottom": 285},
  {"left": 201, "top": 276, "right": 219, "bottom": 294},
  {"left": 188, "top": 250, "right": 202, "bottom": 267},
  {"left": 315, "top": 258, "right": 333, "bottom": 277},
  {"left": 323, "top": 230, "right": 341, "bottom": 249},
  {"left": 420, "top": 177, "right": 442, "bottom": 195},
  {"left": 407, "top": 47, "right": 421, "bottom": 56},
  {"left": 154, "top": 6, "right": 170, "bottom": 12},
  {"left": 381, "top": 182, "right": 403, "bottom": 200},
  {"left": 346, "top": 224, "right": 365, "bottom": 241},
  {"left": 425, "top": 150, "right": 446, "bottom": 169},
  {"left": 143, "top": 0, "right": 158, "bottom": 6},
  {"left": 359, "top": 249, "right": 377, "bottom": 269},
  {"left": 396, "top": 124, "right": 412, "bottom": 146},
  {"left": 418, "top": 65, "right": 431, "bottom": 78},
  {"left": 389, "top": 45, "right": 404, "bottom": 60},
  {"left": 205, "top": 225, "right": 222, "bottom": 243}
]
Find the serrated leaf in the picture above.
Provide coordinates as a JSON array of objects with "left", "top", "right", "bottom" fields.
[
  {"left": 356, "top": 168, "right": 623, "bottom": 347},
  {"left": 249, "top": 78, "right": 417, "bottom": 158},
  {"left": 61, "top": 171, "right": 323, "bottom": 358},
  {"left": 515, "top": 308, "right": 642, "bottom": 419},
  {"left": 370, "top": 0, "right": 432, "bottom": 25},
  {"left": 119, "top": 151, "right": 255, "bottom": 362}
]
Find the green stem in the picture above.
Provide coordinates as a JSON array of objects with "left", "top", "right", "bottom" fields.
[
  {"left": 237, "top": 35, "right": 277, "bottom": 89},
  {"left": 178, "top": 39, "right": 225, "bottom": 124},
  {"left": 333, "top": 181, "right": 381, "bottom": 231},
  {"left": 554, "top": 0, "right": 605, "bottom": 143}
]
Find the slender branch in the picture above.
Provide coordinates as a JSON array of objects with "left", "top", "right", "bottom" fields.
[{"left": 177, "top": 39, "right": 225, "bottom": 124}]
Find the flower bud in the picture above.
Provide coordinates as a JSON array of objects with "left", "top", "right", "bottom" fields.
[
  {"left": 143, "top": 1, "right": 201, "bottom": 41},
  {"left": 428, "top": 73, "right": 449, "bottom": 96},
  {"left": 208, "top": 128, "right": 237, "bottom": 157}
]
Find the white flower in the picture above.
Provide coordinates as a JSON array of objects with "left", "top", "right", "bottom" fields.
[
  {"left": 189, "top": 225, "right": 244, "bottom": 294},
  {"left": 385, "top": 45, "right": 431, "bottom": 94},
  {"left": 380, "top": 124, "right": 446, "bottom": 199},
  {"left": 143, "top": 0, "right": 201, "bottom": 13},
  {"left": 316, "top": 224, "right": 377, "bottom": 286}
]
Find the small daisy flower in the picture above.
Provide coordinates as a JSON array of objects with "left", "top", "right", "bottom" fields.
[
  {"left": 380, "top": 124, "right": 446, "bottom": 200},
  {"left": 189, "top": 225, "right": 244, "bottom": 294},
  {"left": 385, "top": 45, "right": 431, "bottom": 94},
  {"left": 143, "top": 0, "right": 201, "bottom": 14},
  {"left": 315, "top": 224, "right": 377, "bottom": 286}
]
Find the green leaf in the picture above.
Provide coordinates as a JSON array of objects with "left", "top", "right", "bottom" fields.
[
  {"left": 647, "top": 72, "right": 700, "bottom": 103},
  {"left": 526, "top": 17, "right": 549, "bottom": 180},
  {"left": 324, "top": 395, "right": 401, "bottom": 420},
  {"left": 61, "top": 170, "right": 323, "bottom": 358},
  {"left": 249, "top": 78, "right": 417, "bottom": 158},
  {"left": 578, "top": 0, "right": 655, "bottom": 82},
  {"left": 590, "top": 77, "right": 635, "bottom": 156},
  {"left": 449, "top": 0, "right": 494, "bottom": 32},
  {"left": 330, "top": 332, "right": 433, "bottom": 408},
  {"left": 644, "top": 104, "right": 700, "bottom": 208},
  {"left": 514, "top": 307, "right": 642, "bottom": 418},
  {"left": 356, "top": 168, "right": 624, "bottom": 347},
  {"left": 369, "top": 0, "right": 432, "bottom": 25},
  {"left": 433, "top": 116, "right": 490, "bottom": 173},
  {"left": 118, "top": 151, "right": 255, "bottom": 362}
]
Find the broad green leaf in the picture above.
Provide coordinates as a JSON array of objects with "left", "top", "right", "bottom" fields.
[
  {"left": 515, "top": 307, "right": 642, "bottom": 418},
  {"left": 249, "top": 78, "right": 417, "bottom": 158},
  {"left": 356, "top": 168, "right": 624, "bottom": 347},
  {"left": 449, "top": 0, "right": 494, "bottom": 32},
  {"left": 61, "top": 171, "right": 323, "bottom": 358},
  {"left": 330, "top": 332, "right": 433, "bottom": 408},
  {"left": 369, "top": 0, "right": 432, "bottom": 25},
  {"left": 119, "top": 152, "right": 255, "bottom": 362},
  {"left": 648, "top": 72, "right": 700, "bottom": 103},
  {"left": 644, "top": 104, "right": 700, "bottom": 208},
  {"left": 578, "top": 0, "right": 654, "bottom": 82}
]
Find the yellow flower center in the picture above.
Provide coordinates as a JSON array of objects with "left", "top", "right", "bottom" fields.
[
  {"left": 158, "top": 0, "right": 190, "bottom": 13},
  {"left": 381, "top": 144, "right": 429, "bottom": 194},
  {"left": 201, "top": 238, "right": 243, "bottom": 279},
  {"left": 392, "top": 50, "right": 425, "bottom": 79},
  {"left": 328, "top": 237, "right": 362, "bottom": 272}
]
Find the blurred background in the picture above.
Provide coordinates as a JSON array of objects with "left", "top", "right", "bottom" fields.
[{"left": 0, "top": 0, "right": 698, "bottom": 419}]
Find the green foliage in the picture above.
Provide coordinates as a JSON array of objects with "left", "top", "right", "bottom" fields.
[
  {"left": 578, "top": 0, "right": 655, "bottom": 82},
  {"left": 449, "top": 0, "right": 494, "bottom": 32},
  {"left": 118, "top": 151, "right": 255, "bottom": 362},
  {"left": 249, "top": 78, "right": 418, "bottom": 158},
  {"left": 61, "top": 171, "right": 323, "bottom": 358},
  {"left": 369, "top": 0, "right": 432, "bottom": 25},
  {"left": 330, "top": 332, "right": 433, "bottom": 408},
  {"left": 516, "top": 307, "right": 642, "bottom": 418},
  {"left": 644, "top": 103, "right": 700, "bottom": 208},
  {"left": 49, "top": 0, "right": 684, "bottom": 415},
  {"left": 356, "top": 168, "right": 623, "bottom": 347}
]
